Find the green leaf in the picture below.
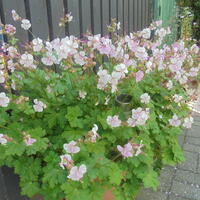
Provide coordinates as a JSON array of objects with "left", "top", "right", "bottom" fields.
[
  {"left": 65, "top": 106, "right": 83, "bottom": 128},
  {"left": 20, "top": 182, "right": 40, "bottom": 197},
  {"left": 109, "top": 164, "right": 123, "bottom": 185},
  {"left": 143, "top": 170, "right": 159, "bottom": 190}
]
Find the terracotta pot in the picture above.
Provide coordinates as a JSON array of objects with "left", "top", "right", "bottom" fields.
[{"left": 103, "top": 190, "right": 115, "bottom": 200}]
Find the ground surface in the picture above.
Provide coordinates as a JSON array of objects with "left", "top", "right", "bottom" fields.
[{"left": 136, "top": 113, "right": 200, "bottom": 200}]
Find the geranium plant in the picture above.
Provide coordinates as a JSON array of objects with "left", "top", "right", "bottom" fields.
[{"left": 0, "top": 11, "right": 199, "bottom": 200}]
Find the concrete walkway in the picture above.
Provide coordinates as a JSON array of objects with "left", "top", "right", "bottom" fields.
[{"left": 136, "top": 114, "right": 200, "bottom": 200}]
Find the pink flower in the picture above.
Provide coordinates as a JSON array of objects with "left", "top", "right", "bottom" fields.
[
  {"left": 5, "top": 24, "right": 16, "bottom": 35},
  {"left": 33, "top": 99, "right": 46, "bottom": 112},
  {"left": 169, "top": 114, "right": 181, "bottom": 127},
  {"left": 107, "top": 115, "right": 121, "bottom": 128},
  {"left": 63, "top": 141, "right": 80, "bottom": 154},
  {"left": 59, "top": 154, "right": 73, "bottom": 169},
  {"left": 135, "top": 70, "right": 144, "bottom": 82},
  {"left": 183, "top": 117, "right": 193, "bottom": 129},
  {"left": 32, "top": 38, "right": 43, "bottom": 52},
  {"left": 68, "top": 164, "right": 87, "bottom": 181},
  {"left": 41, "top": 52, "right": 54, "bottom": 66},
  {"left": 117, "top": 143, "right": 133, "bottom": 158},
  {"left": 127, "top": 108, "right": 149, "bottom": 127},
  {"left": 24, "top": 135, "right": 36, "bottom": 146},
  {"left": 135, "top": 47, "right": 148, "bottom": 60},
  {"left": 74, "top": 51, "right": 86, "bottom": 66},
  {"left": 20, "top": 53, "right": 36, "bottom": 69}
]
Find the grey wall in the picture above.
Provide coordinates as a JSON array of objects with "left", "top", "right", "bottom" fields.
[{"left": 0, "top": 0, "right": 151, "bottom": 41}]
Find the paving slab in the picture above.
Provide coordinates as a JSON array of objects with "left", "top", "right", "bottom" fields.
[
  {"left": 168, "top": 194, "right": 194, "bottom": 200},
  {"left": 158, "top": 167, "right": 174, "bottom": 193},
  {"left": 174, "top": 169, "right": 200, "bottom": 186},
  {"left": 186, "top": 126, "right": 200, "bottom": 138},
  {"left": 136, "top": 188, "right": 167, "bottom": 200},
  {"left": 183, "top": 143, "right": 200, "bottom": 153},
  {"left": 171, "top": 180, "right": 200, "bottom": 200},
  {"left": 186, "top": 136, "right": 200, "bottom": 146},
  {"left": 178, "top": 151, "right": 199, "bottom": 172}
]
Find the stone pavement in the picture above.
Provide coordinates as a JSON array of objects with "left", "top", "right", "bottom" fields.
[{"left": 136, "top": 114, "right": 200, "bottom": 200}]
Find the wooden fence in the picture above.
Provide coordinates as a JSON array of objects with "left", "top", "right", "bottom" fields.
[{"left": 0, "top": 0, "right": 152, "bottom": 41}]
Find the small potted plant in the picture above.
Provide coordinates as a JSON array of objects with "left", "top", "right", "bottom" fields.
[{"left": 0, "top": 12, "right": 199, "bottom": 200}]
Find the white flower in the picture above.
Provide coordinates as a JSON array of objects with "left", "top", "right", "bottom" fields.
[
  {"left": 173, "top": 94, "right": 183, "bottom": 103},
  {"left": 183, "top": 117, "right": 193, "bottom": 129},
  {"left": 59, "top": 154, "right": 73, "bottom": 169},
  {"left": 97, "top": 69, "right": 111, "bottom": 90},
  {"left": 0, "top": 92, "right": 10, "bottom": 107},
  {"left": 68, "top": 164, "right": 87, "bottom": 181},
  {"left": 117, "top": 22, "right": 121, "bottom": 30},
  {"left": 0, "top": 134, "right": 7, "bottom": 145},
  {"left": 79, "top": 90, "right": 87, "bottom": 99},
  {"left": 104, "top": 96, "right": 110, "bottom": 105},
  {"left": 0, "top": 71, "right": 5, "bottom": 83},
  {"left": 115, "top": 63, "right": 128, "bottom": 77},
  {"left": 141, "top": 28, "right": 151, "bottom": 39},
  {"left": 89, "top": 124, "right": 100, "bottom": 143},
  {"left": 63, "top": 141, "right": 80, "bottom": 154},
  {"left": 107, "top": 115, "right": 121, "bottom": 128},
  {"left": 20, "top": 53, "right": 36, "bottom": 69},
  {"left": 32, "top": 38, "right": 43, "bottom": 52},
  {"left": 21, "top": 19, "right": 31, "bottom": 30},
  {"left": 166, "top": 80, "right": 173, "bottom": 90},
  {"left": 7, "top": 46, "right": 18, "bottom": 58},
  {"left": 127, "top": 108, "right": 149, "bottom": 127},
  {"left": 33, "top": 99, "right": 46, "bottom": 112},
  {"left": 135, "top": 47, "right": 148, "bottom": 60},
  {"left": 74, "top": 51, "right": 86, "bottom": 66},
  {"left": 140, "top": 93, "right": 150, "bottom": 104},
  {"left": 65, "top": 12, "right": 73, "bottom": 22},
  {"left": 11, "top": 10, "right": 20, "bottom": 21},
  {"left": 169, "top": 114, "right": 181, "bottom": 127}
]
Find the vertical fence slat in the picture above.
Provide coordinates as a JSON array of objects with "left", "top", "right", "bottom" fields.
[
  {"left": 133, "top": 0, "right": 138, "bottom": 31},
  {"left": 93, "top": 0, "right": 101, "bottom": 35},
  {"left": 2, "top": 0, "right": 28, "bottom": 41},
  {"left": 29, "top": 0, "right": 49, "bottom": 40},
  {"left": 137, "top": 0, "right": 142, "bottom": 30},
  {"left": 129, "top": 0, "right": 134, "bottom": 33},
  {"left": 118, "top": 0, "right": 123, "bottom": 35},
  {"left": 146, "top": 0, "right": 150, "bottom": 26},
  {"left": 50, "top": 0, "right": 65, "bottom": 38},
  {"left": 1, "top": 0, "right": 152, "bottom": 41},
  {"left": 81, "top": 0, "right": 91, "bottom": 35},
  {"left": 110, "top": 0, "right": 117, "bottom": 20},
  {"left": 124, "top": 0, "right": 129, "bottom": 34},
  {"left": 141, "top": 0, "right": 144, "bottom": 29},
  {"left": 102, "top": 0, "right": 109, "bottom": 35},
  {"left": 68, "top": 0, "right": 80, "bottom": 37}
]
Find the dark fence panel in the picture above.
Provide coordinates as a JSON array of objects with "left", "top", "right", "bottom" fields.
[{"left": 0, "top": 0, "right": 152, "bottom": 41}]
